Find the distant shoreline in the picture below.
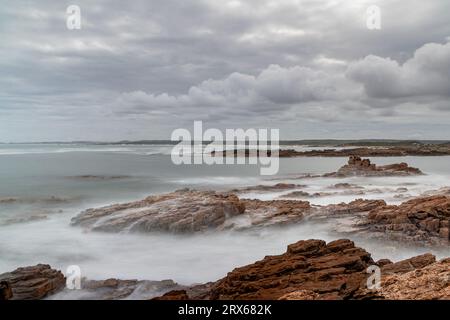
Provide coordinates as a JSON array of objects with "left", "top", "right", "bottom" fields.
[{"left": 1, "top": 139, "right": 450, "bottom": 146}]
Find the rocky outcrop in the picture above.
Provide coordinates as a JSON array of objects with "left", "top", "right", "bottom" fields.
[
  {"left": 0, "top": 264, "right": 65, "bottom": 300},
  {"left": 201, "top": 239, "right": 377, "bottom": 300},
  {"left": 325, "top": 156, "right": 423, "bottom": 177},
  {"left": 380, "top": 254, "right": 436, "bottom": 275},
  {"left": 321, "top": 199, "right": 387, "bottom": 215},
  {"left": 380, "top": 258, "right": 450, "bottom": 299},
  {"left": 4, "top": 241, "right": 448, "bottom": 300},
  {"left": 155, "top": 239, "right": 449, "bottom": 300},
  {"left": 71, "top": 189, "right": 312, "bottom": 233},
  {"left": 363, "top": 195, "right": 450, "bottom": 244},
  {"left": 238, "top": 199, "right": 311, "bottom": 229},
  {"left": 71, "top": 189, "right": 246, "bottom": 233}
]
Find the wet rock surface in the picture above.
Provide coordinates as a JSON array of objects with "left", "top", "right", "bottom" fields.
[
  {"left": 237, "top": 199, "right": 311, "bottom": 229},
  {"left": 362, "top": 195, "right": 450, "bottom": 244},
  {"left": 71, "top": 189, "right": 246, "bottom": 233},
  {"left": 71, "top": 189, "right": 312, "bottom": 233},
  {"left": 4, "top": 241, "right": 449, "bottom": 300},
  {"left": 155, "top": 239, "right": 450, "bottom": 300},
  {"left": 69, "top": 187, "right": 449, "bottom": 245},
  {"left": 325, "top": 156, "right": 423, "bottom": 177},
  {"left": 0, "top": 264, "right": 65, "bottom": 300},
  {"left": 51, "top": 278, "right": 186, "bottom": 300},
  {"left": 204, "top": 239, "right": 375, "bottom": 300}
]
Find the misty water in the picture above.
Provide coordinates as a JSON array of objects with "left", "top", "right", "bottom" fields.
[{"left": 1, "top": 144, "right": 449, "bottom": 290}]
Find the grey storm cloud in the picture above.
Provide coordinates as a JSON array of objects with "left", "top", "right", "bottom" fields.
[{"left": 1, "top": 0, "right": 450, "bottom": 141}]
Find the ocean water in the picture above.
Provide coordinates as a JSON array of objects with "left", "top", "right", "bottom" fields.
[{"left": 0, "top": 143, "right": 449, "bottom": 291}]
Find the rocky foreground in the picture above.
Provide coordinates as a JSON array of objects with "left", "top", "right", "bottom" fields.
[
  {"left": 156, "top": 239, "right": 449, "bottom": 300},
  {"left": 1, "top": 239, "right": 449, "bottom": 300},
  {"left": 0, "top": 264, "right": 65, "bottom": 300}
]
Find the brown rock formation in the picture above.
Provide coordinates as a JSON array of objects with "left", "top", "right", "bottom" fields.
[
  {"left": 325, "top": 156, "right": 423, "bottom": 177},
  {"left": 381, "top": 254, "right": 436, "bottom": 275},
  {"left": 380, "top": 258, "right": 450, "bottom": 299},
  {"left": 0, "top": 281, "right": 13, "bottom": 300},
  {"left": 71, "top": 189, "right": 246, "bottom": 233},
  {"left": 321, "top": 199, "right": 387, "bottom": 215},
  {"left": 239, "top": 199, "right": 311, "bottom": 229},
  {"left": 71, "top": 189, "right": 312, "bottom": 233},
  {"left": 363, "top": 195, "right": 450, "bottom": 244},
  {"left": 201, "top": 239, "right": 376, "bottom": 300},
  {"left": 155, "top": 239, "right": 449, "bottom": 300},
  {"left": 0, "top": 264, "right": 65, "bottom": 300}
]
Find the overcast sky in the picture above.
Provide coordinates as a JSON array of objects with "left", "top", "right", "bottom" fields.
[{"left": 1, "top": 0, "right": 449, "bottom": 142}]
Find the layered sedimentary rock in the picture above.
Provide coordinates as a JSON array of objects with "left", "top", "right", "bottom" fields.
[
  {"left": 205, "top": 239, "right": 374, "bottom": 300},
  {"left": 71, "top": 189, "right": 312, "bottom": 233},
  {"left": 156, "top": 239, "right": 449, "bottom": 300},
  {"left": 4, "top": 241, "right": 449, "bottom": 300},
  {"left": 320, "top": 199, "right": 387, "bottom": 215},
  {"left": 0, "top": 264, "right": 65, "bottom": 300},
  {"left": 380, "top": 258, "right": 450, "bottom": 299},
  {"left": 325, "top": 156, "right": 423, "bottom": 177},
  {"left": 363, "top": 195, "right": 450, "bottom": 244},
  {"left": 237, "top": 199, "right": 311, "bottom": 229},
  {"left": 71, "top": 189, "right": 246, "bottom": 233},
  {"left": 70, "top": 185, "right": 450, "bottom": 246}
]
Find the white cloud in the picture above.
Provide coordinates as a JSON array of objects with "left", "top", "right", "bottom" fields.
[{"left": 347, "top": 41, "right": 450, "bottom": 98}]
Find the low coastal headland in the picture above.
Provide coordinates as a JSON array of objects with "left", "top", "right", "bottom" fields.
[
  {"left": 211, "top": 141, "right": 450, "bottom": 157},
  {"left": 1, "top": 156, "right": 449, "bottom": 300}
]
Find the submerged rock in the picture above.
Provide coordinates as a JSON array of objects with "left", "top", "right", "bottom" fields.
[{"left": 0, "top": 264, "right": 65, "bottom": 300}]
